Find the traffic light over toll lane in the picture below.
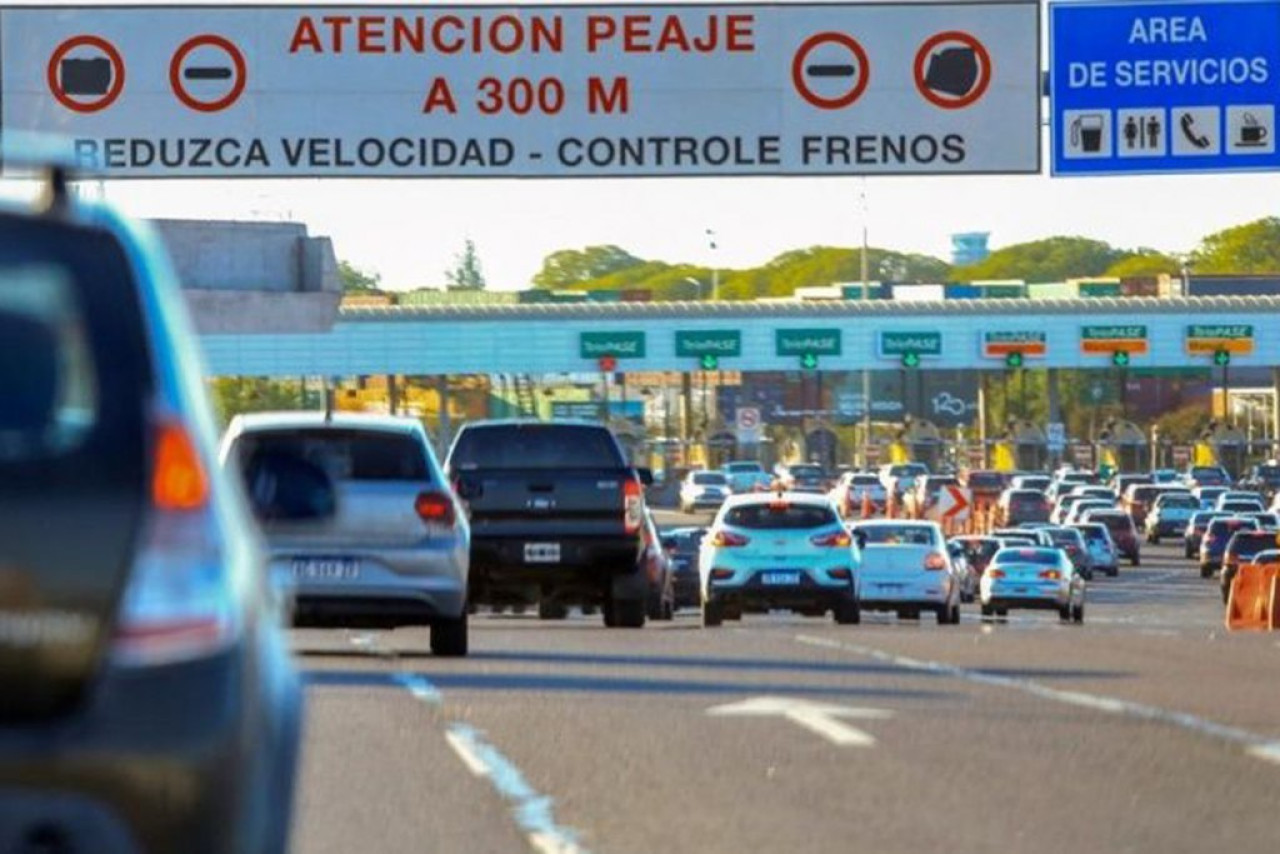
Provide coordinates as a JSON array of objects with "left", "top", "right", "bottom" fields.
[
  {"left": 800, "top": 353, "right": 819, "bottom": 371},
  {"left": 700, "top": 353, "right": 719, "bottom": 371}
]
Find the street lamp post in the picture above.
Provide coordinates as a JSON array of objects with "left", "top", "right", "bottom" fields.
[{"left": 706, "top": 228, "right": 719, "bottom": 300}]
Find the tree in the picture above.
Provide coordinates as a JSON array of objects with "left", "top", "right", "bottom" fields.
[
  {"left": 445, "top": 239, "right": 487, "bottom": 290},
  {"left": 531, "top": 245, "right": 644, "bottom": 288},
  {"left": 951, "top": 237, "right": 1131, "bottom": 283},
  {"left": 1191, "top": 217, "right": 1280, "bottom": 274},
  {"left": 1104, "top": 250, "right": 1180, "bottom": 278},
  {"left": 208, "top": 378, "right": 307, "bottom": 425},
  {"left": 338, "top": 260, "right": 381, "bottom": 293}
]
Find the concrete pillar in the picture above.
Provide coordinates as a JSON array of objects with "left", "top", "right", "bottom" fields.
[
  {"left": 681, "top": 372, "right": 694, "bottom": 442},
  {"left": 1272, "top": 368, "right": 1280, "bottom": 456}
]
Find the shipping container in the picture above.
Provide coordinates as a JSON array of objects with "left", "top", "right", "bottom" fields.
[{"left": 1184, "top": 275, "right": 1280, "bottom": 297}]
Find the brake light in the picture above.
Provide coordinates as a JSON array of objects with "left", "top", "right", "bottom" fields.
[
  {"left": 1039, "top": 570, "right": 1061, "bottom": 580},
  {"left": 827, "top": 568, "right": 852, "bottom": 580},
  {"left": 114, "top": 414, "right": 237, "bottom": 667},
  {"left": 710, "top": 568, "right": 734, "bottom": 581},
  {"left": 811, "top": 531, "right": 852, "bottom": 548},
  {"left": 923, "top": 552, "right": 948, "bottom": 571},
  {"left": 415, "top": 491, "right": 456, "bottom": 527},
  {"left": 152, "top": 420, "right": 208, "bottom": 511},
  {"left": 623, "top": 478, "right": 643, "bottom": 534},
  {"left": 710, "top": 530, "right": 750, "bottom": 547},
  {"left": 987, "top": 568, "right": 1006, "bottom": 579}
]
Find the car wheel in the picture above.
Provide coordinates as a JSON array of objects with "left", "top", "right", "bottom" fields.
[
  {"left": 1059, "top": 604, "right": 1071, "bottom": 621},
  {"left": 646, "top": 591, "right": 664, "bottom": 621},
  {"left": 610, "top": 597, "right": 646, "bottom": 629},
  {"left": 581, "top": 604, "right": 598, "bottom": 616},
  {"left": 702, "top": 599, "right": 724, "bottom": 628},
  {"left": 898, "top": 609, "right": 919, "bottom": 621},
  {"left": 1199, "top": 565, "right": 1213, "bottom": 579},
  {"left": 662, "top": 598, "right": 675, "bottom": 621},
  {"left": 1107, "top": 566, "right": 1118, "bottom": 578},
  {"left": 980, "top": 603, "right": 994, "bottom": 620},
  {"left": 1151, "top": 534, "right": 1160, "bottom": 545},
  {"left": 1184, "top": 546, "right": 1194, "bottom": 559},
  {"left": 1071, "top": 602, "right": 1085, "bottom": 624},
  {"left": 1130, "top": 555, "right": 1140, "bottom": 567},
  {"left": 834, "top": 597, "right": 861, "bottom": 625},
  {"left": 538, "top": 601, "right": 569, "bottom": 621},
  {"left": 430, "top": 613, "right": 468, "bottom": 657}
]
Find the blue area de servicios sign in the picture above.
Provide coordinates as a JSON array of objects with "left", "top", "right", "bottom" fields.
[{"left": 1051, "top": 0, "right": 1280, "bottom": 174}]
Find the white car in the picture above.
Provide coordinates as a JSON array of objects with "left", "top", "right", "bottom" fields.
[
  {"left": 1144, "top": 491, "right": 1199, "bottom": 543},
  {"left": 829, "top": 472, "right": 886, "bottom": 518},
  {"left": 1063, "top": 499, "right": 1115, "bottom": 526},
  {"left": 699, "top": 493, "right": 861, "bottom": 626},
  {"left": 848, "top": 519, "right": 962, "bottom": 624},
  {"left": 1215, "top": 491, "right": 1264, "bottom": 512},
  {"left": 1195, "top": 486, "right": 1229, "bottom": 511},
  {"left": 680, "top": 470, "right": 731, "bottom": 513},
  {"left": 980, "top": 546, "right": 1086, "bottom": 623}
]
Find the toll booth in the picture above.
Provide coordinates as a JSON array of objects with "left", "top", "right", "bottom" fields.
[
  {"left": 1195, "top": 421, "right": 1248, "bottom": 477},
  {"left": 706, "top": 429, "right": 739, "bottom": 469},
  {"left": 890, "top": 418, "right": 943, "bottom": 472},
  {"left": 992, "top": 419, "right": 1048, "bottom": 472},
  {"left": 804, "top": 422, "right": 840, "bottom": 471},
  {"left": 1096, "top": 418, "right": 1148, "bottom": 474}
]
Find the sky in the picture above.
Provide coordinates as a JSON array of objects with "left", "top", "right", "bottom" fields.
[
  {"left": 32, "top": 0, "right": 1280, "bottom": 290},
  {"left": 104, "top": 168, "right": 1280, "bottom": 291}
]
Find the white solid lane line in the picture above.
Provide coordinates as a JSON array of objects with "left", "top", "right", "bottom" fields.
[{"left": 794, "top": 634, "right": 1280, "bottom": 767}]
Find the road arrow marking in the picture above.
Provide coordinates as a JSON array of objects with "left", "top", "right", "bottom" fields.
[{"left": 706, "top": 696, "right": 893, "bottom": 747}]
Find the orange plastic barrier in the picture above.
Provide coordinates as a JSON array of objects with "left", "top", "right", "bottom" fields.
[{"left": 1225, "top": 563, "right": 1280, "bottom": 631}]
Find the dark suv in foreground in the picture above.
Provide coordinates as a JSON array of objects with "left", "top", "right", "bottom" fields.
[
  {"left": 0, "top": 162, "right": 301, "bottom": 852},
  {"left": 446, "top": 420, "right": 653, "bottom": 627}
]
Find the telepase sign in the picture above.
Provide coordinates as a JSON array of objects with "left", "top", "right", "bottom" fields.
[{"left": 1, "top": 3, "right": 1040, "bottom": 177}]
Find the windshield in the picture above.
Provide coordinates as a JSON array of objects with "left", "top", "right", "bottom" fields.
[
  {"left": 725, "top": 463, "right": 763, "bottom": 473},
  {"left": 693, "top": 472, "right": 727, "bottom": 485}
]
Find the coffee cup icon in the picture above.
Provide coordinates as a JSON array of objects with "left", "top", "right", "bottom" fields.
[
  {"left": 1071, "top": 114, "right": 1106, "bottom": 153},
  {"left": 1239, "top": 112, "right": 1268, "bottom": 146}
]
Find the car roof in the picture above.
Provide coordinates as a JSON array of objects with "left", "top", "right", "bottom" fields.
[
  {"left": 231, "top": 411, "right": 425, "bottom": 435},
  {"left": 853, "top": 519, "right": 942, "bottom": 530}
]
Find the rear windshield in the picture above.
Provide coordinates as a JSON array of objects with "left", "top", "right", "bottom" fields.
[
  {"left": 858, "top": 525, "right": 938, "bottom": 546},
  {"left": 1045, "top": 529, "right": 1083, "bottom": 546},
  {"left": 662, "top": 530, "right": 706, "bottom": 552},
  {"left": 1157, "top": 495, "right": 1199, "bottom": 509},
  {"left": 1093, "top": 514, "right": 1133, "bottom": 532},
  {"left": 851, "top": 475, "right": 880, "bottom": 485},
  {"left": 449, "top": 424, "right": 623, "bottom": 470},
  {"left": 890, "top": 464, "right": 927, "bottom": 478},
  {"left": 725, "top": 463, "right": 762, "bottom": 473},
  {"left": 1222, "top": 501, "right": 1262, "bottom": 511},
  {"left": 693, "top": 472, "right": 727, "bottom": 485},
  {"left": 1076, "top": 525, "right": 1109, "bottom": 542},
  {"left": 1229, "top": 533, "right": 1278, "bottom": 556},
  {"left": 236, "top": 429, "right": 428, "bottom": 481},
  {"left": 1130, "top": 486, "right": 1163, "bottom": 501},
  {"left": 790, "top": 465, "right": 823, "bottom": 478},
  {"left": 1008, "top": 491, "right": 1043, "bottom": 505},
  {"left": 724, "top": 503, "right": 837, "bottom": 530},
  {"left": 1191, "top": 512, "right": 1224, "bottom": 525},
  {"left": 968, "top": 472, "right": 1006, "bottom": 488},
  {"left": 993, "top": 549, "right": 1060, "bottom": 566},
  {"left": 957, "top": 539, "right": 1000, "bottom": 561},
  {"left": 1208, "top": 519, "right": 1258, "bottom": 541}
]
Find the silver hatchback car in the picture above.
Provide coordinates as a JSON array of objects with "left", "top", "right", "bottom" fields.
[{"left": 221, "top": 412, "right": 470, "bottom": 655}]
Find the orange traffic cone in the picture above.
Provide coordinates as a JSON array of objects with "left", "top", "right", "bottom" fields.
[{"left": 860, "top": 490, "right": 872, "bottom": 519}]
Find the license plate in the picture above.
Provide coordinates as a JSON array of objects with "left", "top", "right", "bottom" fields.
[
  {"left": 524, "top": 542, "right": 561, "bottom": 563},
  {"left": 292, "top": 557, "right": 360, "bottom": 581},
  {"left": 761, "top": 571, "right": 801, "bottom": 586}
]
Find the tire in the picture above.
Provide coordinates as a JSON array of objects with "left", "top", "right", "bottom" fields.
[
  {"left": 1184, "top": 546, "right": 1194, "bottom": 559},
  {"left": 834, "top": 597, "right": 861, "bottom": 625},
  {"left": 1059, "top": 604, "right": 1071, "bottom": 621},
  {"left": 980, "top": 603, "right": 994, "bottom": 620},
  {"left": 661, "top": 598, "right": 675, "bottom": 621},
  {"left": 1150, "top": 534, "right": 1160, "bottom": 545},
  {"left": 646, "top": 591, "right": 664, "bottom": 621},
  {"left": 1199, "top": 565, "right": 1213, "bottom": 579},
  {"left": 538, "top": 601, "right": 568, "bottom": 621},
  {"left": 430, "top": 613, "right": 468, "bottom": 657},
  {"left": 702, "top": 599, "right": 724, "bottom": 628},
  {"left": 610, "top": 597, "right": 646, "bottom": 629},
  {"left": 1130, "top": 555, "right": 1140, "bottom": 567},
  {"left": 1107, "top": 566, "right": 1118, "bottom": 578},
  {"left": 935, "top": 606, "right": 949, "bottom": 625},
  {"left": 1071, "top": 602, "right": 1085, "bottom": 624}
]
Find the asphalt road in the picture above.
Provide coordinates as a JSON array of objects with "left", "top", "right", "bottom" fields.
[{"left": 290, "top": 540, "right": 1280, "bottom": 854}]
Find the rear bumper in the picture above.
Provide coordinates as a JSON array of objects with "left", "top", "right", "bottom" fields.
[
  {"left": 0, "top": 629, "right": 301, "bottom": 854},
  {"left": 984, "top": 596, "right": 1067, "bottom": 611},
  {"left": 470, "top": 535, "right": 644, "bottom": 600},
  {"left": 1149, "top": 520, "right": 1188, "bottom": 536},
  {"left": 983, "top": 582, "right": 1069, "bottom": 607},
  {"left": 707, "top": 574, "right": 855, "bottom": 612}
]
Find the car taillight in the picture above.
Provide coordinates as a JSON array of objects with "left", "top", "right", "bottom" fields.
[
  {"left": 1039, "top": 570, "right": 1061, "bottom": 580},
  {"left": 710, "top": 568, "right": 734, "bottom": 581},
  {"left": 623, "top": 478, "right": 643, "bottom": 534},
  {"left": 415, "top": 491, "right": 456, "bottom": 527},
  {"left": 987, "top": 568, "right": 1006, "bottom": 579},
  {"left": 114, "top": 416, "right": 237, "bottom": 668},
  {"left": 710, "top": 530, "right": 750, "bottom": 548},
  {"left": 923, "top": 552, "right": 948, "bottom": 571},
  {"left": 811, "top": 531, "right": 852, "bottom": 548}
]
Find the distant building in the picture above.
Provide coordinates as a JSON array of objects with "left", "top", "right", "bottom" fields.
[{"left": 950, "top": 232, "right": 991, "bottom": 266}]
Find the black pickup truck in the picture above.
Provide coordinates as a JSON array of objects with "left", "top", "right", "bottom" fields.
[{"left": 444, "top": 420, "right": 653, "bottom": 627}]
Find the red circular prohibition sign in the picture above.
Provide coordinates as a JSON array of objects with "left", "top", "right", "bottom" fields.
[
  {"left": 47, "top": 34, "right": 126, "bottom": 113},
  {"left": 914, "top": 30, "right": 992, "bottom": 110},
  {"left": 170, "top": 34, "right": 247, "bottom": 113},
  {"left": 792, "top": 32, "right": 871, "bottom": 110}
]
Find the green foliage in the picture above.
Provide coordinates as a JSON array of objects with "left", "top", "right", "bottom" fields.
[
  {"left": 445, "top": 239, "right": 487, "bottom": 291},
  {"left": 338, "top": 260, "right": 381, "bottom": 293},
  {"left": 532, "top": 245, "right": 644, "bottom": 288},
  {"left": 208, "top": 378, "right": 309, "bottom": 425},
  {"left": 1104, "top": 250, "right": 1180, "bottom": 278},
  {"left": 1191, "top": 217, "right": 1280, "bottom": 274},
  {"left": 1152, "top": 402, "right": 1213, "bottom": 443},
  {"left": 951, "top": 237, "right": 1133, "bottom": 283}
]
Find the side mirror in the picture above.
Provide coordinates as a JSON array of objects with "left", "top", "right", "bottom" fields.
[
  {"left": 244, "top": 451, "right": 337, "bottom": 522},
  {"left": 853, "top": 529, "right": 868, "bottom": 550},
  {"left": 634, "top": 467, "right": 655, "bottom": 487},
  {"left": 455, "top": 478, "right": 483, "bottom": 501}
]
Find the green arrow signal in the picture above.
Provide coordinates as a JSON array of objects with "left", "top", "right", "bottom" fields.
[
  {"left": 902, "top": 352, "right": 921, "bottom": 369},
  {"left": 1005, "top": 351, "right": 1024, "bottom": 369},
  {"left": 1112, "top": 351, "right": 1130, "bottom": 367},
  {"left": 700, "top": 353, "right": 719, "bottom": 370},
  {"left": 1214, "top": 349, "right": 1231, "bottom": 367},
  {"left": 800, "top": 353, "right": 819, "bottom": 370}
]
